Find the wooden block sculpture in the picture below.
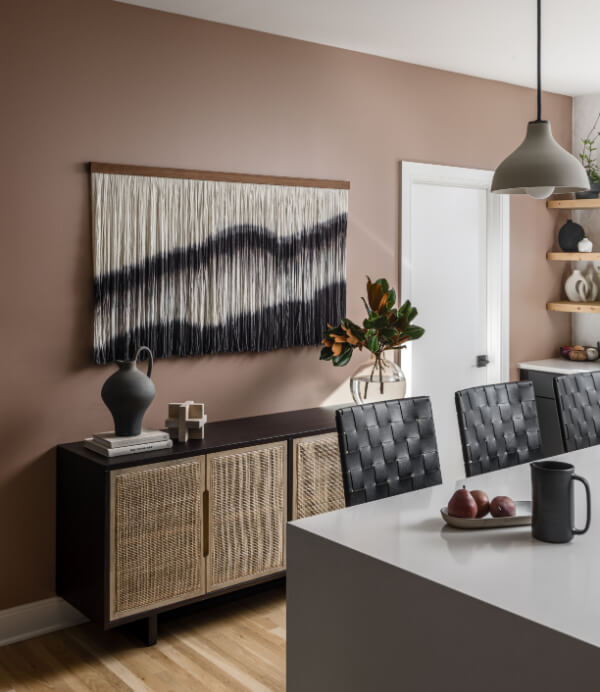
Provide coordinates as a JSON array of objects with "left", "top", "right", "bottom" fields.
[{"left": 165, "top": 402, "right": 207, "bottom": 443}]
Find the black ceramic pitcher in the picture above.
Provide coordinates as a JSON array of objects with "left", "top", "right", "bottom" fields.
[
  {"left": 531, "top": 461, "right": 591, "bottom": 543},
  {"left": 101, "top": 346, "right": 155, "bottom": 436}
]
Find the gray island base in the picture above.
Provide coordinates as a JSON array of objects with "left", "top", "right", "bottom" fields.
[{"left": 287, "top": 447, "right": 600, "bottom": 692}]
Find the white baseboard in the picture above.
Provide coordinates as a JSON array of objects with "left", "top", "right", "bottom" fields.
[{"left": 0, "top": 597, "right": 88, "bottom": 647}]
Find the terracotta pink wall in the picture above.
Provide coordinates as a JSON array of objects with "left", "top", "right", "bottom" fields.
[{"left": 0, "top": 0, "right": 571, "bottom": 609}]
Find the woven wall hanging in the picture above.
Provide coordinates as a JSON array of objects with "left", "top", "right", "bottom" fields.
[{"left": 90, "top": 163, "right": 349, "bottom": 364}]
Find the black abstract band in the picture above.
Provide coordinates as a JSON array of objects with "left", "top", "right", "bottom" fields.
[{"left": 91, "top": 173, "right": 348, "bottom": 363}]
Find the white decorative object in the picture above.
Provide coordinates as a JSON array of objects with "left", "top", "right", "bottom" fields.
[
  {"left": 578, "top": 236, "right": 593, "bottom": 253},
  {"left": 165, "top": 401, "right": 207, "bottom": 443},
  {"left": 565, "top": 269, "right": 590, "bottom": 302},
  {"left": 585, "top": 266, "right": 599, "bottom": 301},
  {"left": 586, "top": 347, "right": 599, "bottom": 361}
]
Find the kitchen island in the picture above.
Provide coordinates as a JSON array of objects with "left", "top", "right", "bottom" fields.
[
  {"left": 287, "top": 446, "right": 600, "bottom": 692},
  {"left": 520, "top": 357, "right": 600, "bottom": 456}
]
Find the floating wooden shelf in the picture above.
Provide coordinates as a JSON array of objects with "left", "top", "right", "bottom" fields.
[
  {"left": 547, "top": 301, "right": 600, "bottom": 314},
  {"left": 547, "top": 199, "right": 600, "bottom": 209},
  {"left": 547, "top": 252, "right": 600, "bottom": 261}
]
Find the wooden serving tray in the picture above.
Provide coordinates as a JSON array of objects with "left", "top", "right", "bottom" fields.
[{"left": 440, "top": 501, "right": 532, "bottom": 529}]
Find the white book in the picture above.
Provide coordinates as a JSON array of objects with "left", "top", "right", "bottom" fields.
[
  {"left": 84, "top": 438, "right": 173, "bottom": 457},
  {"left": 92, "top": 430, "right": 170, "bottom": 448}
]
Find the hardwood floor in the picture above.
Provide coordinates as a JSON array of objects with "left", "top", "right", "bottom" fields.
[{"left": 0, "top": 585, "right": 286, "bottom": 691}]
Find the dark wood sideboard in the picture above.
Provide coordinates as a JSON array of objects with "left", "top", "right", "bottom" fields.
[{"left": 57, "top": 406, "right": 346, "bottom": 645}]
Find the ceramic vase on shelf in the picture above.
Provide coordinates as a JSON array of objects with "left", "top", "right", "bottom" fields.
[
  {"left": 586, "top": 266, "right": 599, "bottom": 301},
  {"left": 350, "top": 352, "right": 406, "bottom": 405},
  {"left": 564, "top": 269, "right": 591, "bottom": 302},
  {"left": 101, "top": 346, "right": 156, "bottom": 436}
]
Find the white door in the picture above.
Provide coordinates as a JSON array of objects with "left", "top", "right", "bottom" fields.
[{"left": 401, "top": 162, "right": 509, "bottom": 483}]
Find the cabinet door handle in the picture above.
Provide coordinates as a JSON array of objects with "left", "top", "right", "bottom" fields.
[{"left": 202, "top": 490, "right": 209, "bottom": 557}]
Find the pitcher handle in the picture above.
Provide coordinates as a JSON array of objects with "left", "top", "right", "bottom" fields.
[
  {"left": 572, "top": 474, "right": 591, "bottom": 535},
  {"left": 134, "top": 346, "right": 153, "bottom": 379}
]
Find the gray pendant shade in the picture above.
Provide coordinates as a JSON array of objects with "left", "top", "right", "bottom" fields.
[{"left": 491, "top": 121, "right": 588, "bottom": 195}]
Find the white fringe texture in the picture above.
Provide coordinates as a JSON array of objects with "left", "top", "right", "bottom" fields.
[{"left": 91, "top": 173, "right": 347, "bottom": 363}]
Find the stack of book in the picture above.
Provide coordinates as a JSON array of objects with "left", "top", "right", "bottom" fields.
[{"left": 84, "top": 430, "right": 173, "bottom": 457}]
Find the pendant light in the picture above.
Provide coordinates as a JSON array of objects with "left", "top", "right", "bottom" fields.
[{"left": 491, "top": 0, "right": 588, "bottom": 198}]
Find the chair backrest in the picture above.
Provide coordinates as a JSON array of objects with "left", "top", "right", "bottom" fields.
[
  {"left": 455, "top": 381, "right": 543, "bottom": 477},
  {"left": 335, "top": 398, "right": 442, "bottom": 507},
  {"left": 554, "top": 372, "right": 600, "bottom": 452}
]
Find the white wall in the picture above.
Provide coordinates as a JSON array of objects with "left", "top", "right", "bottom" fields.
[{"left": 572, "top": 95, "right": 600, "bottom": 347}]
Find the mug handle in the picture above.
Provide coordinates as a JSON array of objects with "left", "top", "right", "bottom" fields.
[
  {"left": 572, "top": 474, "right": 592, "bottom": 535},
  {"left": 134, "top": 346, "right": 153, "bottom": 379}
]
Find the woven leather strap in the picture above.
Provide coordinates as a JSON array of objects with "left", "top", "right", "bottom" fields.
[
  {"left": 455, "top": 381, "right": 543, "bottom": 478},
  {"left": 336, "top": 398, "right": 442, "bottom": 507},
  {"left": 554, "top": 372, "right": 600, "bottom": 452}
]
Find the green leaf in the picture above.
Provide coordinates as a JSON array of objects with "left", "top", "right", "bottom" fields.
[
  {"left": 365, "top": 329, "right": 380, "bottom": 353},
  {"left": 378, "top": 328, "right": 397, "bottom": 345},
  {"left": 386, "top": 288, "right": 396, "bottom": 309},
  {"left": 375, "top": 278, "right": 390, "bottom": 294},
  {"left": 332, "top": 345, "right": 353, "bottom": 367},
  {"left": 363, "top": 314, "right": 388, "bottom": 329},
  {"left": 320, "top": 346, "right": 334, "bottom": 360},
  {"left": 327, "top": 324, "right": 346, "bottom": 337},
  {"left": 404, "top": 325, "right": 425, "bottom": 340},
  {"left": 397, "top": 300, "right": 411, "bottom": 318}
]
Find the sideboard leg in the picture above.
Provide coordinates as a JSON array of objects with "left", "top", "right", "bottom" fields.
[{"left": 134, "top": 614, "right": 158, "bottom": 646}]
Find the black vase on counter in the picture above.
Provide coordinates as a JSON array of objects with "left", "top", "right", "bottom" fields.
[{"left": 101, "top": 346, "right": 156, "bottom": 436}]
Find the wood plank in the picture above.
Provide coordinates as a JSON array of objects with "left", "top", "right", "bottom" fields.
[
  {"left": 547, "top": 252, "right": 600, "bottom": 261},
  {"left": 90, "top": 162, "right": 350, "bottom": 190},
  {"left": 547, "top": 198, "right": 600, "bottom": 209},
  {"left": 0, "top": 644, "right": 58, "bottom": 692},
  {"left": 0, "top": 586, "right": 286, "bottom": 692},
  {"left": 547, "top": 301, "right": 600, "bottom": 314},
  {"left": 43, "top": 628, "right": 134, "bottom": 692}
]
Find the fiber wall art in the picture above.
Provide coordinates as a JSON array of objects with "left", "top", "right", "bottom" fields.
[{"left": 91, "top": 164, "right": 348, "bottom": 364}]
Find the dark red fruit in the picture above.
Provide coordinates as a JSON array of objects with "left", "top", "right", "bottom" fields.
[
  {"left": 470, "top": 490, "right": 490, "bottom": 518},
  {"left": 489, "top": 496, "right": 516, "bottom": 517},
  {"left": 448, "top": 486, "right": 478, "bottom": 519}
]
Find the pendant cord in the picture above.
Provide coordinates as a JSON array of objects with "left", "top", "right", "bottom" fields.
[{"left": 536, "top": 0, "right": 542, "bottom": 121}]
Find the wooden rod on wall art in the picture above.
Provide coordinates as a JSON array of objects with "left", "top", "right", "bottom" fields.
[{"left": 90, "top": 162, "right": 350, "bottom": 190}]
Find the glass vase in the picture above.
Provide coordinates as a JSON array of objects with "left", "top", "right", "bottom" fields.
[{"left": 350, "top": 353, "right": 406, "bottom": 405}]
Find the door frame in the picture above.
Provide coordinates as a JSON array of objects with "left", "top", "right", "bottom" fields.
[{"left": 400, "top": 161, "right": 510, "bottom": 395}]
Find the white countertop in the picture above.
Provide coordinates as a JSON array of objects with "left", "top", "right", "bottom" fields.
[
  {"left": 519, "top": 357, "right": 600, "bottom": 375},
  {"left": 291, "top": 446, "right": 600, "bottom": 648}
]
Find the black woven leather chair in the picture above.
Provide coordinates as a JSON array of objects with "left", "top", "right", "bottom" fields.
[
  {"left": 455, "top": 381, "right": 543, "bottom": 477},
  {"left": 336, "top": 398, "right": 442, "bottom": 507},
  {"left": 554, "top": 372, "right": 600, "bottom": 452}
]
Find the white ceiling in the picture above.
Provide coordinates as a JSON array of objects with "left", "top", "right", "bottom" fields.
[{"left": 115, "top": 0, "right": 600, "bottom": 97}]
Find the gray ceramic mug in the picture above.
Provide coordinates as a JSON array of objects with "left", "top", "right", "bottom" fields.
[{"left": 531, "top": 461, "right": 591, "bottom": 543}]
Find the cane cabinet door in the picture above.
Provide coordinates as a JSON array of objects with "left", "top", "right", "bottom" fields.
[
  {"left": 206, "top": 442, "right": 287, "bottom": 592},
  {"left": 293, "top": 433, "right": 345, "bottom": 519},
  {"left": 109, "top": 457, "right": 205, "bottom": 620}
]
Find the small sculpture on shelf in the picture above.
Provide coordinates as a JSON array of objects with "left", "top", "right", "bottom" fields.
[
  {"left": 564, "top": 267, "right": 598, "bottom": 302},
  {"left": 165, "top": 401, "right": 207, "bottom": 443},
  {"left": 577, "top": 236, "right": 593, "bottom": 253}
]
